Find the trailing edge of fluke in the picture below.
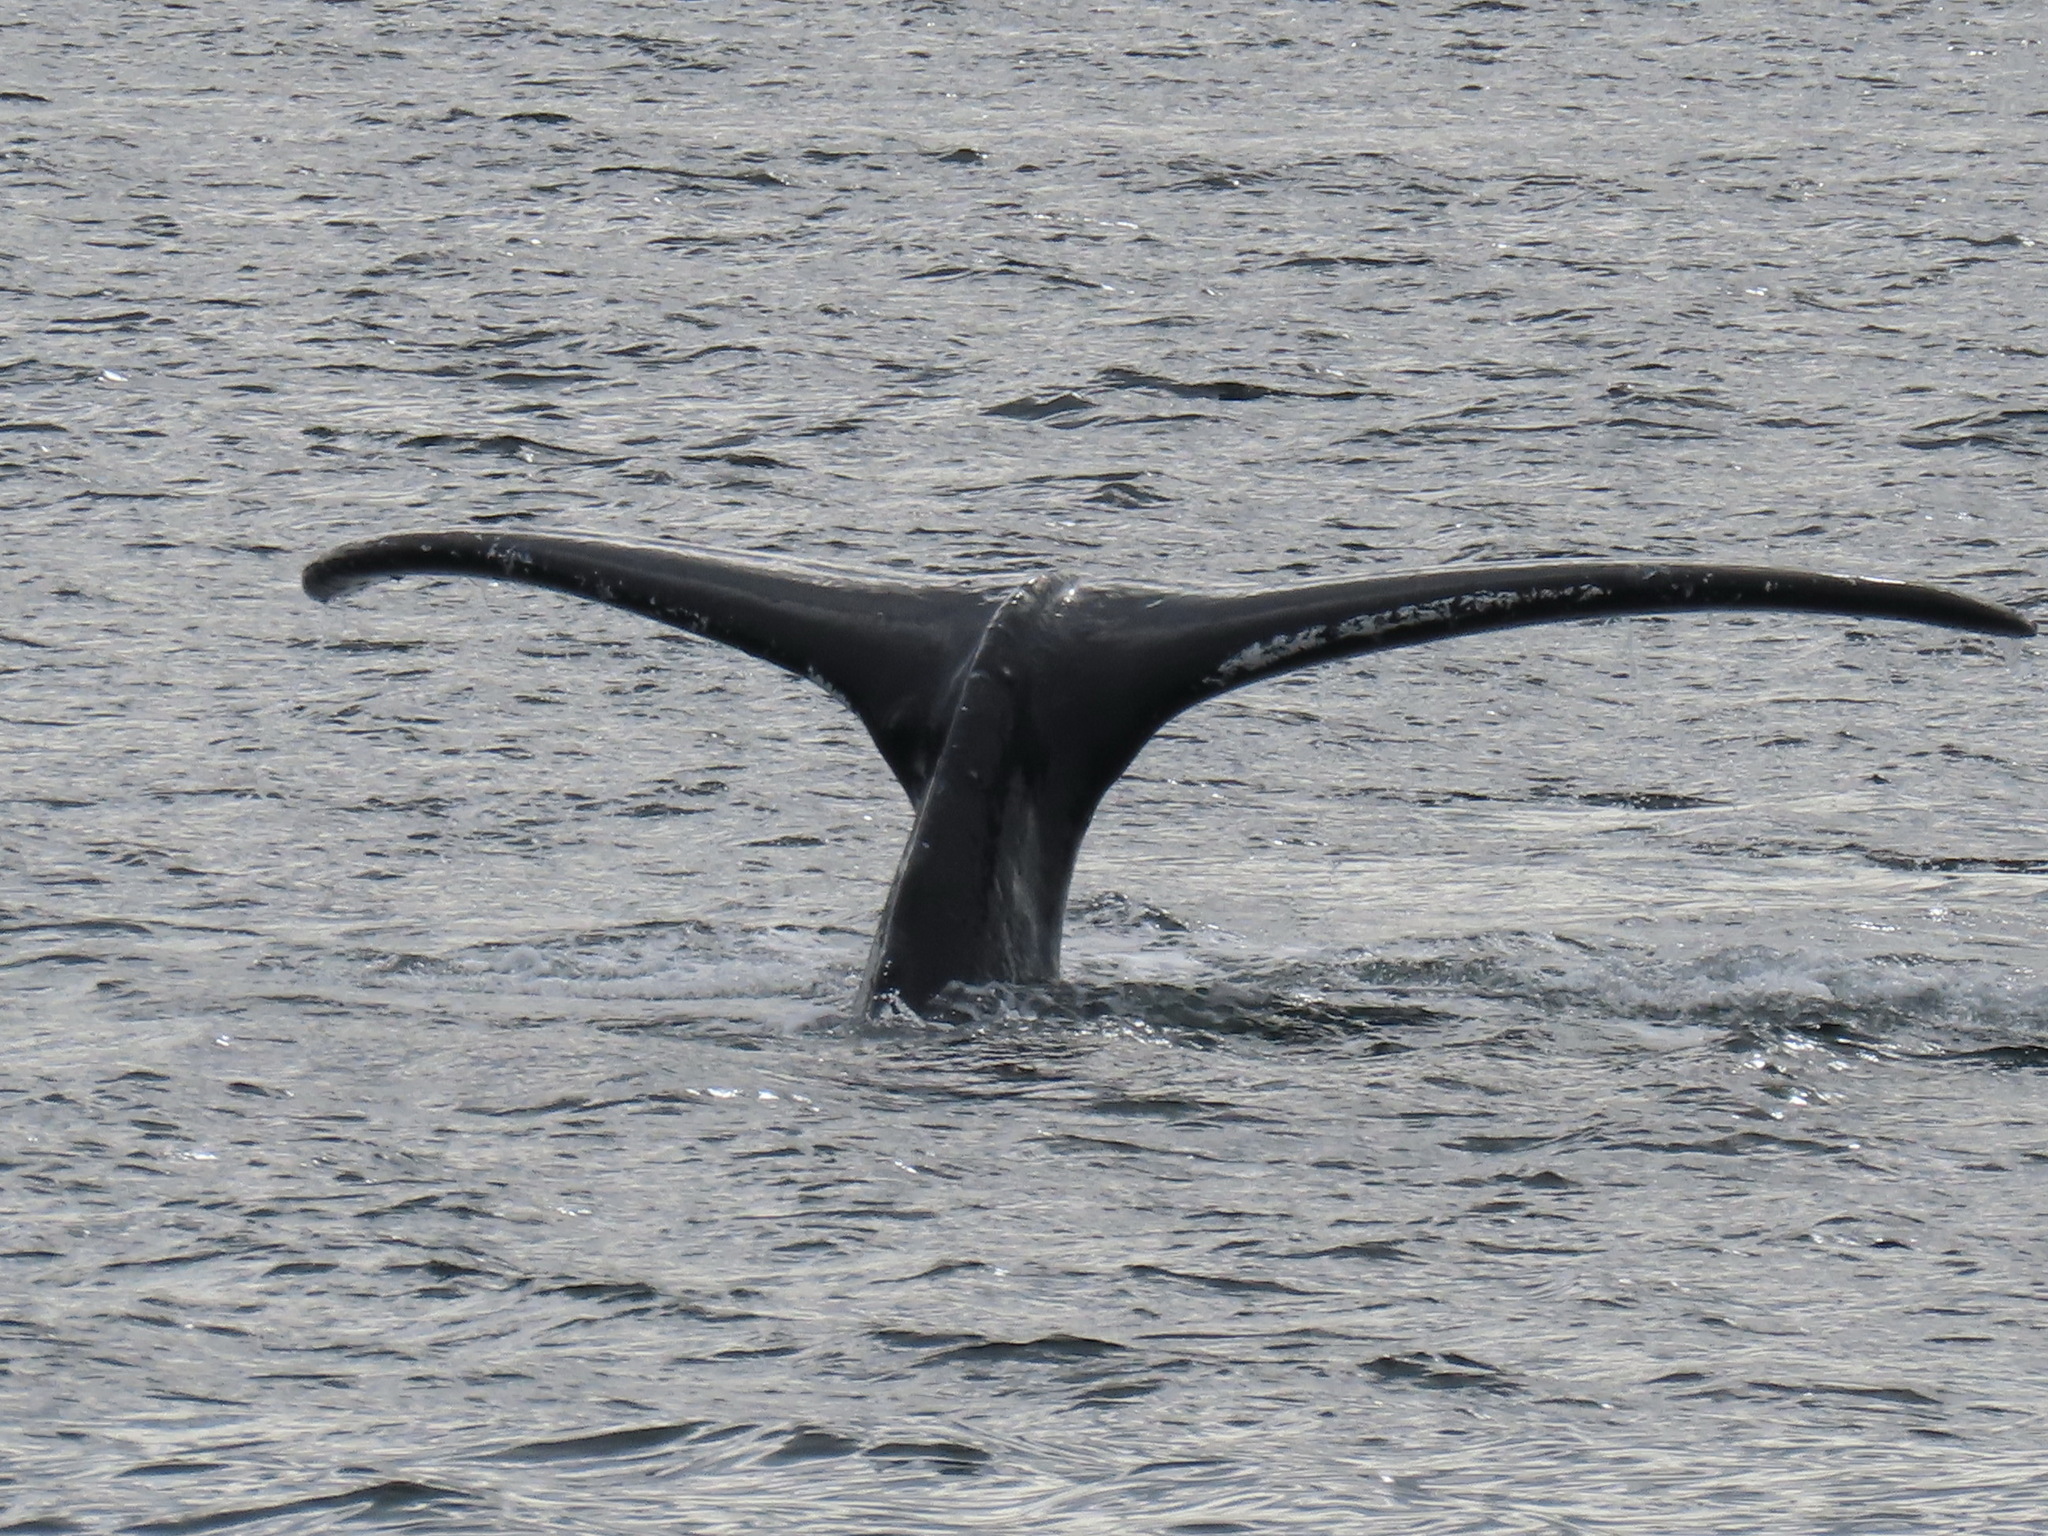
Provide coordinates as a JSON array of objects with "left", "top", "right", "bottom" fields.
[{"left": 303, "top": 531, "right": 2033, "bottom": 1016}]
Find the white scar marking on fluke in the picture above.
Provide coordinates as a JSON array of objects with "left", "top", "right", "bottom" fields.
[
  {"left": 1211, "top": 585, "right": 1610, "bottom": 683},
  {"left": 487, "top": 536, "right": 629, "bottom": 605}
]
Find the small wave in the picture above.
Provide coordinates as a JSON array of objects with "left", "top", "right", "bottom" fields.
[
  {"left": 1902, "top": 407, "right": 2048, "bottom": 455},
  {"left": 1319, "top": 935, "right": 2048, "bottom": 1061},
  {"left": 397, "top": 431, "right": 619, "bottom": 463},
  {"left": 760, "top": 1429, "right": 862, "bottom": 1464},
  {"left": 865, "top": 1440, "right": 991, "bottom": 1469},
  {"left": 127, "top": 1480, "right": 473, "bottom": 1535},
  {"left": 984, "top": 391, "right": 1099, "bottom": 421},
  {"left": 917, "top": 1334, "right": 1129, "bottom": 1367},
  {"left": 883, "top": 977, "right": 1446, "bottom": 1044},
  {"left": 340, "top": 922, "right": 858, "bottom": 1033},
  {"left": 1094, "top": 367, "right": 1371, "bottom": 403},
  {"left": 1363, "top": 1350, "right": 1516, "bottom": 1393},
  {"left": 487, "top": 1422, "right": 712, "bottom": 1462}
]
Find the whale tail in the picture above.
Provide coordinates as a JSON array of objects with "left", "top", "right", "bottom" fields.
[{"left": 304, "top": 531, "right": 2032, "bottom": 1013}]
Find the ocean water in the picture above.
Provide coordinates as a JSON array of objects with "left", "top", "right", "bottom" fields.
[{"left": 4, "top": 3, "right": 2047, "bottom": 1531}]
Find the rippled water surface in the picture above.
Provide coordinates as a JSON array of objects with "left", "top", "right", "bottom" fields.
[{"left": 6, "top": 3, "right": 2048, "bottom": 1531}]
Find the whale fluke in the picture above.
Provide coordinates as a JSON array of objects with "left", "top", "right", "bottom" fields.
[
  {"left": 304, "top": 531, "right": 2032, "bottom": 1014},
  {"left": 304, "top": 530, "right": 1001, "bottom": 801}
]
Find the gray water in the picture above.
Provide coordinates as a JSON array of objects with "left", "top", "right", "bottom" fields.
[{"left": 5, "top": 3, "right": 2048, "bottom": 1531}]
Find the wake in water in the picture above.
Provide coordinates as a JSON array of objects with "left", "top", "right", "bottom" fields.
[{"left": 313, "top": 897, "right": 2048, "bottom": 1069}]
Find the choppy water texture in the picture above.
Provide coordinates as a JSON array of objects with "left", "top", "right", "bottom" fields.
[{"left": 6, "top": 3, "right": 2048, "bottom": 1531}]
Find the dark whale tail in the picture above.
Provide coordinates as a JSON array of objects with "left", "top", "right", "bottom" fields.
[{"left": 304, "top": 531, "right": 2032, "bottom": 1014}]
